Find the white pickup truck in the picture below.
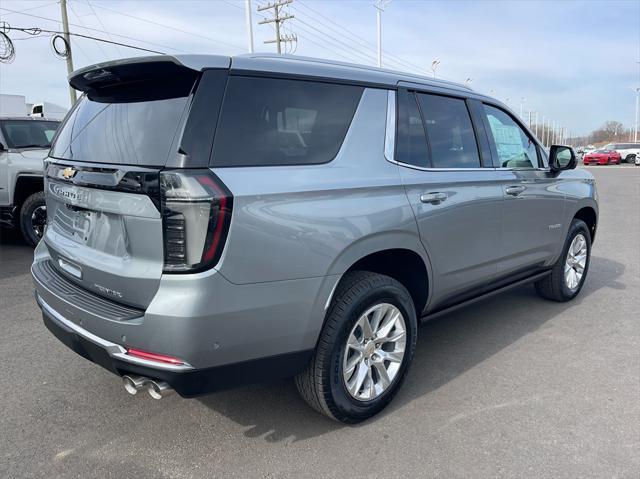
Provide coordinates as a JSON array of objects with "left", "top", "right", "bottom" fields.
[
  {"left": 0, "top": 117, "right": 60, "bottom": 245},
  {"left": 604, "top": 142, "right": 640, "bottom": 164}
]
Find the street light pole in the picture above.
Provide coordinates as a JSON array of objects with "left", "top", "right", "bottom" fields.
[
  {"left": 635, "top": 87, "right": 639, "bottom": 143},
  {"left": 520, "top": 97, "right": 526, "bottom": 119},
  {"left": 374, "top": 0, "right": 390, "bottom": 68},
  {"left": 431, "top": 60, "right": 440, "bottom": 79},
  {"left": 245, "top": 0, "right": 254, "bottom": 53}
]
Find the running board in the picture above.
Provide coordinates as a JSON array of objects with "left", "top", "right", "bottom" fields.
[{"left": 421, "top": 270, "right": 551, "bottom": 322}]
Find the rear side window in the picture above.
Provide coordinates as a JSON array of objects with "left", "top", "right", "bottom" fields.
[
  {"left": 396, "top": 90, "right": 429, "bottom": 167},
  {"left": 211, "top": 77, "right": 363, "bottom": 167},
  {"left": 417, "top": 93, "right": 480, "bottom": 168}
]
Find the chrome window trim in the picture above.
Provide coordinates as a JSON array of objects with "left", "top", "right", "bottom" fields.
[
  {"left": 35, "top": 293, "right": 194, "bottom": 371},
  {"left": 384, "top": 90, "right": 396, "bottom": 162}
]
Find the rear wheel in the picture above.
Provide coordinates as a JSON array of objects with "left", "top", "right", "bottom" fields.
[
  {"left": 295, "top": 271, "right": 417, "bottom": 423},
  {"left": 536, "top": 219, "right": 591, "bottom": 302},
  {"left": 627, "top": 154, "right": 636, "bottom": 164},
  {"left": 19, "top": 191, "right": 46, "bottom": 247}
]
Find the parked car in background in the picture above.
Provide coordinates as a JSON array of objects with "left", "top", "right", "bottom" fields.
[
  {"left": 583, "top": 148, "right": 621, "bottom": 165},
  {"left": 32, "top": 54, "right": 598, "bottom": 423},
  {"left": 0, "top": 117, "right": 60, "bottom": 245},
  {"left": 604, "top": 142, "right": 640, "bottom": 164}
]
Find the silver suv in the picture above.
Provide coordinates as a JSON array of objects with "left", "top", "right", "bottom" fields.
[{"left": 32, "top": 54, "right": 598, "bottom": 423}]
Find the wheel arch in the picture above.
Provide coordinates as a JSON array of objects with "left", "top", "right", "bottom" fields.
[
  {"left": 324, "top": 232, "right": 433, "bottom": 317},
  {"left": 573, "top": 206, "right": 597, "bottom": 243},
  {"left": 13, "top": 174, "right": 44, "bottom": 208}
]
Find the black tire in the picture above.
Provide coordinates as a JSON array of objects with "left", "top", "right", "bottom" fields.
[
  {"left": 19, "top": 191, "right": 46, "bottom": 247},
  {"left": 535, "top": 219, "right": 591, "bottom": 302},
  {"left": 627, "top": 155, "right": 636, "bottom": 164},
  {"left": 295, "top": 271, "right": 417, "bottom": 423}
]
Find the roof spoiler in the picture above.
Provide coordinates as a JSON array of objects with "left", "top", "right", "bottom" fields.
[{"left": 68, "top": 55, "right": 231, "bottom": 92}]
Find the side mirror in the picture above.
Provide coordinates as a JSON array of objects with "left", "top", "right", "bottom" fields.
[{"left": 549, "top": 145, "right": 576, "bottom": 172}]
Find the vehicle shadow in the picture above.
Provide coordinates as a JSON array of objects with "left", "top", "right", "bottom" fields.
[
  {"left": 198, "top": 255, "right": 624, "bottom": 442},
  {"left": 0, "top": 227, "right": 34, "bottom": 280}
]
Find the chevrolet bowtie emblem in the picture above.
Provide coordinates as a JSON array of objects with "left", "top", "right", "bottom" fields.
[{"left": 62, "top": 167, "right": 77, "bottom": 180}]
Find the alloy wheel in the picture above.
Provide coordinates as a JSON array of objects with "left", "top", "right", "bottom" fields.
[
  {"left": 564, "top": 233, "right": 587, "bottom": 290},
  {"left": 342, "top": 303, "right": 406, "bottom": 401}
]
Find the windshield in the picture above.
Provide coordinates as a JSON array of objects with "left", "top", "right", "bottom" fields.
[
  {"left": 0, "top": 120, "right": 60, "bottom": 149},
  {"left": 593, "top": 149, "right": 608, "bottom": 153}
]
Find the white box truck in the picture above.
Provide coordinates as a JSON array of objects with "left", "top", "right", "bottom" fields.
[{"left": 0, "top": 94, "right": 29, "bottom": 117}]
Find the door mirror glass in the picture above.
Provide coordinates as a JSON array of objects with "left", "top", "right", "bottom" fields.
[{"left": 549, "top": 145, "right": 576, "bottom": 172}]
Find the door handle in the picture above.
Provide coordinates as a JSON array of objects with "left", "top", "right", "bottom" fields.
[
  {"left": 420, "top": 192, "right": 448, "bottom": 204},
  {"left": 505, "top": 185, "right": 526, "bottom": 197}
]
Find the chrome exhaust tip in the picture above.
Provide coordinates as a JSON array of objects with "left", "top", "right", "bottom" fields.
[
  {"left": 146, "top": 380, "right": 173, "bottom": 400},
  {"left": 122, "top": 375, "right": 147, "bottom": 395}
]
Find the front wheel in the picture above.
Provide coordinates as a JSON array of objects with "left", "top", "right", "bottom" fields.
[
  {"left": 536, "top": 219, "right": 591, "bottom": 302},
  {"left": 295, "top": 271, "right": 417, "bottom": 423},
  {"left": 19, "top": 191, "right": 46, "bottom": 247}
]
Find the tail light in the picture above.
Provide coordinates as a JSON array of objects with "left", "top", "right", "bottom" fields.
[{"left": 160, "top": 169, "right": 232, "bottom": 273}]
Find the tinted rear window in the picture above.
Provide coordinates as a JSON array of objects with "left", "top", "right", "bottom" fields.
[
  {"left": 50, "top": 91, "right": 189, "bottom": 166},
  {"left": 211, "top": 76, "right": 363, "bottom": 167}
]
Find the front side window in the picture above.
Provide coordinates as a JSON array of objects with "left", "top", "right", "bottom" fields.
[
  {"left": 396, "top": 90, "right": 429, "bottom": 167},
  {"left": 211, "top": 77, "right": 363, "bottom": 167},
  {"left": 483, "top": 104, "right": 539, "bottom": 168},
  {"left": 0, "top": 120, "right": 60, "bottom": 149},
  {"left": 417, "top": 93, "right": 480, "bottom": 168}
]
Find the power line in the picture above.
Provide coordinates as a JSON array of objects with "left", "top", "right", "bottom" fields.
[
  {"left": 293, "top": 18, "right": 376, "bottom": 65},
  {"left": 4, "top": 25, "right": 164, "bottom": 54},
  {"left": 85, "top": 0, "right": 123, "bottom": 56},
  {"left": 90, "top": 3, "right": 245, "bottom": 52},
  {"left": 67, "top": 0, "right": 109, "bottom": 60},
  {"left": 294, "top": 0, "right": 425, "bottom": 73},
  {"left": 0, "top": 1, "right": 58, "bottom": 17},
  {"left": 0, "top": 7, "right": 186, "bottom": 53}
]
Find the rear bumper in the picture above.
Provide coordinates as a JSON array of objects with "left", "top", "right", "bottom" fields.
[
  {"left": 38, "top": 293, "right": 312, "bottom": 396},
  {"left": 32, "top": 240, "right": 331, "bottom": 395}
]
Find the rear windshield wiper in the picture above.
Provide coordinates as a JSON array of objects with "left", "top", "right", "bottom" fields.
[{"left": 15, "top": 144, "right": 50, "bottom": 149}]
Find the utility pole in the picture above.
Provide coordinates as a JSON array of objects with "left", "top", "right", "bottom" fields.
[
  {"left": 258, "top": 0, "right": 296, "bottom": 54},
  {"left": 60, "top": 0, "right": 76, "bottom": 105},
  {"left": 535, "top": 111, "right": 539, "bottom": 138},
  {"left": 245, "top": 0, "right": 254, "bottom": 53}
]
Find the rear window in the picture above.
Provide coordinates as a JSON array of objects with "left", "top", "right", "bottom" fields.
[
  {"left": 50, "top": 91, "right": 189, "bottom": 166},
  {"left": 211, "top": 76, "right": 363, "bottom": 167},
  {"left": 0, "top": 120, "right": 60, "bottom": 149}
]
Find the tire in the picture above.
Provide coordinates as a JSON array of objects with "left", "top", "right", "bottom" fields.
[
  {"left": 535, "top": 219, "right": 591, "bottom": 302},
  {"left": 295, "top": 271, "right": 417, "bottom": 423},
  {"left": 627, "top": 155, "right": 636, "bottom": 164},
  {"left": 19, "top": 191, "right": 46, "bottom": 247}
]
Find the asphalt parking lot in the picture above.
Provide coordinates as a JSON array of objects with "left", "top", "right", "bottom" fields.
[{"left": 0, "top": 165, "right": 638, "bottom": 479}]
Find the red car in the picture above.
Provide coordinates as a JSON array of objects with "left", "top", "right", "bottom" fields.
[{"left": 583, "top": 149, "right": 621, "bottom": 165}]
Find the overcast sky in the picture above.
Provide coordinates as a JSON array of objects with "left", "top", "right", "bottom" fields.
[{"left": 1, "top": 0, "right": 639, "bottom": 136}]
